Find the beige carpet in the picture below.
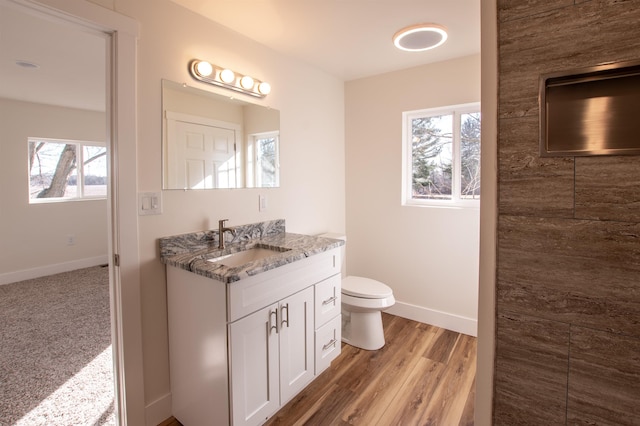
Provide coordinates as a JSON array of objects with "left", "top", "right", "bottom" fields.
[{"left": 0, "top": 266, "right": 115, "bottom": 425}]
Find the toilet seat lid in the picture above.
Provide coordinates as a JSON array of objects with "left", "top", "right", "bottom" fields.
[{"left": 342, "top": 276, "right": 393, "bottom": 299}]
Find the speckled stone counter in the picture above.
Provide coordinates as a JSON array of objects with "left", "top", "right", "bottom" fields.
[{"left": 159, "top": 219, "right": 344, "bottom": 283}]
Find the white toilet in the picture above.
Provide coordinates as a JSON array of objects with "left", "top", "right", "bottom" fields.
[{"left": 320, "top": 233, "right": 395, "bottom": 350}]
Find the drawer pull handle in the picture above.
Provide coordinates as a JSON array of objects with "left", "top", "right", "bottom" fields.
[
  {"left": 281, "top": 303, "right": 289, "bottom": 328},
  {"left": 322, "top": 296, "right": 337, "bottom": 306},
  {"left": 323, "top": 338, "right": 337, "bottom": 351},
  {"left": 270, "top": 309, "right": 278, "bottom": 334}
]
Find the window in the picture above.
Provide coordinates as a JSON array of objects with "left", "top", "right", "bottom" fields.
[
  {"left": 402, "top": 103, "right": 480, "bottom": 206},
  {"left": 247, "top": 132, "right": 279, "bottom": 188},
  {"left": 28, "top": 138, "right": 107, "bottom": 203}
]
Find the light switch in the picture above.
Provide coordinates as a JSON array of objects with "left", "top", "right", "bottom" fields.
[
  {"left": 259, "top": 194, "right": 268, "bottom": 212},
  {"left": 139, "top": 192, "right": 162, "bottom": 215}
]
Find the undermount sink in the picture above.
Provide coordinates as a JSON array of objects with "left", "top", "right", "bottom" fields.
[{"left": 207, "top": 246, "right": 287, "bottom": 268}]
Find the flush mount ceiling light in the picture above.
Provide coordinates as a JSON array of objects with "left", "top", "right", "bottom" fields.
[
  {"left": 189, "top": 59, "right": 271, "bottom": 97},
  {"left": 393, "top": 23, "right": 448, "bottom": 52}
]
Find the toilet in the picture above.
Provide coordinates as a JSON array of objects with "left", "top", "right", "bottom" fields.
[{"left": 320, "top": 233, "right": 395, "bottom": 350}]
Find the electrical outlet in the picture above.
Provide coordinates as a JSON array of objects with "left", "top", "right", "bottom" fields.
[{"left": 67, "top": 235, "right": 76, "bottom": 246}]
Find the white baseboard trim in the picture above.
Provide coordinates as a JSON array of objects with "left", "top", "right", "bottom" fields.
[
  {"left": 0, "top": 255, "right": 109, "bottom": 286},
  {"left": 385, "top": 301, "right": 477, "bottom": 337},
  {"left": 146, "top": 393, "right": 172, "bottom": 426}
]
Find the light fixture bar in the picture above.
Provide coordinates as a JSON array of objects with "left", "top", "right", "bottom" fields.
[{"left": 189, "top": 59, "right": 271, "bottom": 97}]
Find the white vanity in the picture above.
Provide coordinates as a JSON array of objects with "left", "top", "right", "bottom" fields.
[{"left": 160, "top": 220, "right": 343, "bottom": 426}]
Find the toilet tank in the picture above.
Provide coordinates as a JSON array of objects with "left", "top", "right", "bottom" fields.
[{"left": 319, "top": 233, "right": 346, "bottom": 277}]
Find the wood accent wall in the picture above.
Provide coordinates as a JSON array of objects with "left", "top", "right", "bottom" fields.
[{"left": 495, "top": 1, "right": 640, "bottom": 424}]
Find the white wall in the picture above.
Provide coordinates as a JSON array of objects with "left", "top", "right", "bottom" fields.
[
  {"left": 345, "top": 55, "right": 481, "bottom": 336},
  {"left": 111, "top": 0, "right": 345, "bottom": 422},
  {"left": 0, "top": 98, "right": 108, "bottom": 284}
]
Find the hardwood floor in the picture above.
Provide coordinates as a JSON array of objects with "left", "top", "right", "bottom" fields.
[{"left": 162, "top": 313, "right": 476, "bottom": 426}]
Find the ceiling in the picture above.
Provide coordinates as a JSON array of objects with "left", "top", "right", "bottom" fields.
[
  {"left": 0, "top": 0, "right": 480, "bottom": 112},
  {"left": 170, "top": 0, "right": 481, "bottom": 81},
  {"left": 0, "top": 0, "right": 107, "bottom": 111}
]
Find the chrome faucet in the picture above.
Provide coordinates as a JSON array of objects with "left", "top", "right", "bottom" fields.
[{"left": 218, "top": 219, "right": 236, "bottom": 249}]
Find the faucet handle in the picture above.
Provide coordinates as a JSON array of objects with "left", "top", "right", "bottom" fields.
[{"left": 219, "top": 219, "right": 228, "bottom": 226}]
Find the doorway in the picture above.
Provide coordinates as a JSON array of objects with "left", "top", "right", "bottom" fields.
[
  {"left": 0, "top": 0, "right": 142, "bottom": 424},
  {"left": 0, "top": 1, "right": 113, "bottom": 423}
]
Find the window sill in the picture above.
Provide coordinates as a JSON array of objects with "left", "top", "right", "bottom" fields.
[{"left": 402, "top": 199, "right": 480, "bottom": 210}]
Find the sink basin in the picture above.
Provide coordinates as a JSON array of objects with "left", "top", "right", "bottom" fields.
[{"left": 207, "top": 246, "right": 286, "bottom": 268}]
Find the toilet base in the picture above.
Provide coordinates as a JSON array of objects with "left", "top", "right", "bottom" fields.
[{"left": 341, "top": 309, "right": 385, "bottom": 350}]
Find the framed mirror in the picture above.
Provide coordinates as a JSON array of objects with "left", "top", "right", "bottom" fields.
[{"left": 162, "top": 79, "right": 280, "bottom": 189}]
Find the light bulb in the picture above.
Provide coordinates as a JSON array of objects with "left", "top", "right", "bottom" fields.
[
  {"left": 240, "top": 75, "right": 254, "bottom": 89},
  {"left": 195, "top": 61, "right": 213, "bottom": 77},
  {"left": 258, "top": 82, "right": 271, "bottom": 95},
  {"left": 220, "top": 68, "right": 235, "bottom": 83}
]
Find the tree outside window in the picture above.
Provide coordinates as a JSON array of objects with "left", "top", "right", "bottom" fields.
[
  {"left": 403, "top": 104, "right": 480, "bottom": 206},
  {"left": 460, "top": 112, "right": 481, "bottom": 199},
  {"left": 247, "top": 132, "right": 279, "bottom": 188},
  {"left": 255, "top": 135, "right": 279, "bottom": 188},
  {"left": 28, "top": 138, "right": 107, "bottom": 202}
]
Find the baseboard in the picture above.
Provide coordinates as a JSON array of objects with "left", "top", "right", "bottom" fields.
[
  {"left": 385, "top": 301, "right": 478, "bottom": 337},
  {"left": 146, "top": 393, "right": 172, "bottom": 426},
  {"left": 0, "top": 255, "right": 109, "bottom": 286}
]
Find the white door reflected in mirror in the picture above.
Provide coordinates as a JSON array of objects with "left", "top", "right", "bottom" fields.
[{"left": 162, "top": 80, "right": 280, "bottom": 189}]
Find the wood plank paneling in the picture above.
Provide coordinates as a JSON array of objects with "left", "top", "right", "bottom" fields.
[
  {"left": 498, "top": 0, "right": 574, "bottom": 23},
  {"left": 575, "top": 156, "right": 640, "bottom": 222},
  {"left": 568, "top": 327, "right": 640, "bottom": 426},
  {"left": 498, "top": 116, "right": 575, "bottom": 217},
  {"left": 494, "top": 313, "right": 570, "bottom": 425},
  {"left": 496, "top": 0, "right": 640, "bottom": 424},
  {"left": 498, "top": 215, "right": 640, "bottom": 337}
]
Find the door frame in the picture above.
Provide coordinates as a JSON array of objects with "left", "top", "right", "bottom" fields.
[
  {"left": 11, "top": 0, "right": 144, "bottom": 424},
  {"left": 477, "top": 0, "right": 498, "bottom": 424}
]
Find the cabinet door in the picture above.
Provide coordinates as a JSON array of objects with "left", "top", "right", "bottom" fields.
[
  {"left": 229, "top": 304, "right": 280, "bottom": 426},
  {"left": 278, "top": 286, "right": 315, "bottom": 403}
]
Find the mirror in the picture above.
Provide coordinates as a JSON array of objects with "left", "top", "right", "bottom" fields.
[{"left": 162, "top": 79, "right": 280, "bottom": 189}]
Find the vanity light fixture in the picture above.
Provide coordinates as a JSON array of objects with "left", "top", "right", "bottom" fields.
[
  {"left": 393, "top": 23, "right": 448, "bottom": 52},
  {"left": 189, "top": 59, "right": 271, "bottom": 97}
]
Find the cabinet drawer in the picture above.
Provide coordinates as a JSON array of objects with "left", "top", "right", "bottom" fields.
[
  {"left": 315, "top": 314, "right": 341, "bottom": 374},
  {"left": 314, "top": 274, "right": 341, "bottom": 328},
  {"left": 228, "top": 248, "right": 341, "bottom": 322}
]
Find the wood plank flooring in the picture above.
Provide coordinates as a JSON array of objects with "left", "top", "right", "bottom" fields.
[{"left": 161, "top": 313, "right": 476, "bottom": 426}]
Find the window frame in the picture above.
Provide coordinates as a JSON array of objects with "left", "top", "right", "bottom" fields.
[
  {"left": 28, "top": 137, "right": 107, "bottom": 204},
  {"left": 246, "top": 131, "right": 280, "bottom": 188},
  {"left": 402, "top": 102, "right": 481, "bottom": 208}
]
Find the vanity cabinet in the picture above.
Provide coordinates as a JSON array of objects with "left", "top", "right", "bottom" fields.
[
  {"left": 229, "top": 287, "right": 314, "bottom": 426},
  {"left": 166, "top": 247, "right": 341, "bottom": 426}
]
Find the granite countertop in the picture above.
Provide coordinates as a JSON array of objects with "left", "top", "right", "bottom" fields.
[{"left": 159, "top": 220, "right": 344, "bottom": 283}]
